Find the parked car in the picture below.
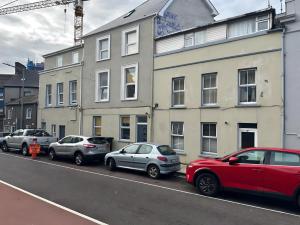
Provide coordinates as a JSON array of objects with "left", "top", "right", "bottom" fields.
[
  {"left": 2, "top": 129, "right": 57, "bottom": 155},
  {"left": 0, "top": 132, "right": 10, "bottom": 149},
  {"left": 186, "top": 147, "right": 300, "bottom": 208},
  {"left": 48, "top": 135, "right": 110, "bottom": 166},
  {"left": 104, "top": 143, "right": 181, "bottom": 179}
]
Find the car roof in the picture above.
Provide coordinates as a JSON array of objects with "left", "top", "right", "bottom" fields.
[{"left": 245, "top": 147, "right": 300, "bottom": 154}]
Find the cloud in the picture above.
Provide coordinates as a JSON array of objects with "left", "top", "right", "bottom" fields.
[{"left": 0, "top": 0, "right": 284, "bottom": 74}]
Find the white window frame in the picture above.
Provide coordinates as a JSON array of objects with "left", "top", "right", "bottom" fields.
[
  {"left": 57, "top": 83, "right": 64, "bottom": 106},
  {"left": 239, "top": 69, "right": 257, "bottom": 105},
  {"left": 46, "top": 84, "right": 52, "bottom": 107},
  {"left": 239, "top": 128, "right": 258, "bottom": 149},
  {"left": 26, "top": 108, "right": 32, "bottom": 119},
  {"left": 172, "top": 77, "right": 185, "bottom": 107},
  {"left": 72, "top": 52, "right": 79, "bottom": 64},
  {"left": 69, "top": 80, "right": 77, "bottom": 105},
  {"left": 202, "top": 73, "right": 217, "bottom": 106},
  {"left": 95, "top": 69, "right": 110, "bottom": 102},
  {"left": 56, "top": 55, "right": 63, "bottom": 67},
  {"left": 120, "top": 116, "right": 131, "bottom": 141},
  {"left": 256, "top": 14, "right": 270, "bottom": 32},
  {"left": 93, "top": 116, "right": 102, "bottom": 136},
  {"left": 122, "top": 25, "right": 139, "bottom": 56},
  {"left": 121, "top": 63, "right": 138, "bottom": 101},
  {"left": 201, "top": 123, "right": 218, "bottom": 155},
  {"left": 171, "top": 122, "right": 184, "bottom": 152},
  {"left": 184, "top": 33, "right": 195, "bottom": 47},
  {"left": 51, "top": 124, "right": 56, "bottom": 137},
  {"left": 96, "top": 35, "right": 111, "bottom": 61}
]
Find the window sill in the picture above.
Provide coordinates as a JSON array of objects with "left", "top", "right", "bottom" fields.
[
  {"left": 199, "top": 153, "right": 218, "bottom": 158},
  {"left": 118, "top": 139, "right": 132, "bottom": 143},
  {"left": 175, "top": 151, "right": 186, "bottom": 156},
  {"left": 235, "top": 104, "right": 261, "bottom": 108},
  {"left": 121, "top": 98, "right": 138, "bottom": 102},
  {"left": 170, "top": 106, "right": 187, "bottom": 110},
  {"left": 96, "top": 58, "right": 110, "bottom": 62},
  {"left": 95, "top": 100, "right": 110, "bottom": 103},
  {"left": 69, "top": 104, "right": 78, "bottom": 107},
  {"left": 200, "top": 105, "right": 220, "bottom": 109},
  {"left": 122, "top": 52, "right": 139, "bottom": 57}
]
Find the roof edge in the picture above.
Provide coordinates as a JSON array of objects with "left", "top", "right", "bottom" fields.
[{"left": 43, "top": 44, "right": 84, "bottom": 58}]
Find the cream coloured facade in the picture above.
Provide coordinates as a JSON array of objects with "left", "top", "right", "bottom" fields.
[
  {"left": 38, "top": 45, "right": 83, "bottom": 139},
  {"left": 153, "top": 9, "right": 283, "bottom": 164}
]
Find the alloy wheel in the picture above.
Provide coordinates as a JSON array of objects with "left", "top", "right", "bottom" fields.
[
  {"left": 49, "top": 150, "right": 55, "bottom": 160},
  {"left": 75, "top": 153, "right": 83, "bottom": 166},
  {"left": 198, "top": 174, "right": 218, "bottom": 196},
  {"left": 22, "top": 145, "right": 28, "bottom": 156},
  {"left": 148, "top": 165, "right": 160, "bottom": 179}
]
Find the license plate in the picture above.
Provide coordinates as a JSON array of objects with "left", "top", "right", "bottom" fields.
[{"left": 171, "top": 159, "right": 178, "bottom": 163}]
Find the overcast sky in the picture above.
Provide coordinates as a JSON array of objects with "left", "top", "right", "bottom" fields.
[{"left": 0, "top": 0, "right": 284, "bottom": 74}]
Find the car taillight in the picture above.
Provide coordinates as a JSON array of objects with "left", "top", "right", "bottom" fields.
[
  {"left": 83, "top": 144, "right": 96, "bottom": 148},
  {"left": 157, "top": 156, "right": 168, "bottom": 162}
]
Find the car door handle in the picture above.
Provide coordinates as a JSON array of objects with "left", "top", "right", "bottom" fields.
[
  {"left": 146, "top": 157, "right": 149, "bottom": 159},
  {"left": 131, "top": 156, "right": 134, "bottom": 158}
]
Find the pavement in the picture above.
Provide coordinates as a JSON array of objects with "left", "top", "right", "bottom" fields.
[{"left": 0, "top": 151, "right": 300, "bottom": 225}]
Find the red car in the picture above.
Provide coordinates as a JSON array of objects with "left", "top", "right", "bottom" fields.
[{"left": 186, "top": 148, "right": 300, "bottom": 208}]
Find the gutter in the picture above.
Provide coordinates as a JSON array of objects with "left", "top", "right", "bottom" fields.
[{"left": 281, "top": 26, "right": 286, "bottom": 148}]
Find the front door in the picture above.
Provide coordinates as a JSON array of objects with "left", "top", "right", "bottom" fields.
[
  {"left": 136, "top": 116, "right": 147, "bottom": 142},
  {"left": 239, "top": 128, "right": 257, "bottom": 149},
  {"left": 59, "top": 125, "right": 65, "bottom": 140}
]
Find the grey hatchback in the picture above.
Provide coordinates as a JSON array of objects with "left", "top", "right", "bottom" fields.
[
  {"left": 104, "top": 143, "right": 181, "bottom": 179},
  {"left": 49, "top": 136, "right": 110, "bottom": 165}
]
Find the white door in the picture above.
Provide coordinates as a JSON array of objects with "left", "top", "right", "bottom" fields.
[{"left": 239, "top": 128, "right": 257, "bottom": 149}]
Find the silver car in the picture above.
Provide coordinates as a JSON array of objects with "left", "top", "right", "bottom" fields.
[
  {"left": 104, "top": 143, "right": 181, "bottom": 179},
  {"left": 49, "top": 136, "right": 110, "bottom": 166}
]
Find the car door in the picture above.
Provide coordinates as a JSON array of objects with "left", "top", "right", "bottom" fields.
[
  {"left": 55, "top": 136, "right": 73, "bottom": 156},
  {"left": 6, "top": 130, "right": 18, "bottom": 148},
  {"left": 68, "top": 137, "right": 81, "bottom": 157},
  {"left": 116, "top": 144, "right": 140, "bottom": 168},
  {"left": 133, "top": 144, "right": 153, "bottom": 170},
  {"left": 220, "top": 150, "right": 267, "bottom": 192},
  {"left": 15, "top": 130, "right": 24, "bottom": 149},
  {"left": 263, "top": 151, "right": 300, "bottom": 197}
]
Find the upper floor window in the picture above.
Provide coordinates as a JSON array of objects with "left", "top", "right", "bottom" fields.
[
  {"left": 72, "top": 52, "right": 79, "bottom": 64},
  {"left": 46, "top": 84, "right": 52, "bottom": 106},
  {"left": 97, "top": 35, "right": 110, "bottom": 61},
  {"left": 7, "top": 109, "right": 12, "bottom": 119},
  {"left": 228, "top": 19, "right": 255, "bottom": 38},
  {"left": 172, "top": 77, "right": 185, "bottom": 107},
  {"left": 69, "top": 80, "right": 77, "bottom": 105},
  {"left": 239, "top": 69, "right": 256, "bottom": 104},
  {"left": 56, "top": 55, "right": 63, "bottom": 67},
  {"left": 96, "top": 70, "right": 110, "bottom": 102},
  {"left": 202, "top": 73, "right": 217, "bottom": 106},
  {"left": 26, "top": 108, "right": 32, "bottom": 119},
  {"left": 121, "top": 64, "right": 138, "bottom": 100},
  {"left": 57, "top": 83, "right": 64, "bottom": 105},
  {"left": 256, "top": 15, "right": 269, "bottom": 31},
  {"left": 184, "top": 33, "right": 194, "bottom": 47},
  {"left": 195, "top": 30, "right": 207, "bottom": 45},
  {"left": 122, "top": 26, "right": 139, "bottom": 56}
]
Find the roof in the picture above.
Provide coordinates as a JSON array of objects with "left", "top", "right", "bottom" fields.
[
  {"left": 6, "top": 95, "right": 38, "bottom": 106},
  {"left": 43, "top": 44, "right": 84, "bottom": 58},
  {"left": 245, "top": 147, "right": 300, "bottom": 154},
  {"left": 4, "top": 70, "right": 39, "bottom": 88},
  {"left": 0, "top": 74, "right": 14, "bottom": 87},
  {"left": 84, "top": 0, "right": 169, "bottom": 37}
]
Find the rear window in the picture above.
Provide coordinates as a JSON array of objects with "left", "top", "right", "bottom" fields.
[
  {"left": 157, "top": 145, "right": 176, "bottom": 156},
  {"left": 88, "top": 137, "right": 108, "bottom": 145},
  {"left": 25, "top": 130, "right": 51, "bottom": 137},
  {"left": 270, "top": 151, "right": 300, "bottom": 166}
]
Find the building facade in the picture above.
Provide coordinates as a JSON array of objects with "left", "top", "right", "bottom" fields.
[
  {"left": 0, "top": 74, "right": 14, "bottom": 133},
  {"left": 38, "top": 45, "right": 83, "bottom": 139},
  {"left": 153, "top": 8, "right": 283, "bottom": 163}
]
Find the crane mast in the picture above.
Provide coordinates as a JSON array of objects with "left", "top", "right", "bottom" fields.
[{"left": 0, "top": 0, "right": 87, "bottom": 45}]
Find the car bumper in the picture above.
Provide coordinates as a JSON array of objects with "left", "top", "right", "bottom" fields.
[
  {"left": 84, "top": 153, "right": 107, "bottom": 161},
  {"left": 159, "top": 163, "right": 181, "bottom": 174}
]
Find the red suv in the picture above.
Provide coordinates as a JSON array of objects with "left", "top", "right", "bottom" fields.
[{"left": 186, "top": 148, "right": 300, "bottom": 208}]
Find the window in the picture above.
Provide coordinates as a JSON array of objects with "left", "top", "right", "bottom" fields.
[
  {"left": 26, "top": 108, "right": 32, "bottom": 119},
  {"left": 236, "top": 150, "right": 266, "bottom": 164},
  {"left": 57, "top": 55, "right": 63, "bottom": 67},
  {"left": 202, "top": 123, "right": 217, "bottom": 154},
  {"left": 51, "top": 125, "right": 56, "bottom": 137},
  {"left": 121, "top": 64, "right": 138, "bottom": 100},
  {"left": 122, "top": 26, "right": 139, "bottom": 56},
  {"left": 72, "top": 52, "right": 79, "bottom": 64},
  {"left": 69, "top": 81, "right": 77, "bottom": 105},
  {"left": 25, "top": 125, "right": 31, "bottom": 129},
  {"left": 195, "top": 30, "right": 207, "bottom": 45},
  {"left": 123, "top": 144, "right": 139, "bottom": 154},
  {"left": 171, "top": 122, "right": 184, "bottom": 151},
  {"left": 60, "top": 136, "right": 73, "bottom": 144},
  {"left": 96, "top": 70, "right": 110, "bottom": 102},
  {"left": 24, "top": 91, "right": 32, "bottom": 96},
  {"left": 270, "top": 152, "right": 300, "bottom": 166},
  {"left": 172, "top": 77, "right": 185, "bottom": 107},
  {"left": 41, "top": 122, "right": 46, "bottom": 130},
  {"left": 184, "top": 33, "right": 194, "bottom": 47},
  {"left": 202, "top": 73, "right": 217, "bottom": 106},
  {"left": 239, "top": 69, "right": 256, "bottom": 104},
  {"left": 57, "top": 83, "right": 64, "bottom": 105},
  {"left": 93, "top": 116, "right": 102, "bottom": 136},
  {"left": 120, "top": 116, "right": 130, "bottom": 140},
  {"left": 256, "top": 15, "right": 269, "bottom": 31},
  {"left": 137, "top": 145, "right": 153, "bottom": 154},
  {"left": 7, "top": 109, "right": 12, "bottom": 119},
  {"left": 228, "top": 19, "right": 256, "bottom": 38},
  {"left": 46, "top": 84, "right": 52, "bottom": 106},
  {"left": 136, "top": 116, "right": 147, "bottom": 142},
  {"left": 97, "top": 35, "right": 110, "bottom": 61}
]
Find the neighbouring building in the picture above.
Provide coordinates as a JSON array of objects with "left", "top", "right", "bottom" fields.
[
  {"left": 80, "top": 0, "right": 218, "bottom": 149},
  {"left": 278, "top": 0, "right": 300, "bottom": 149},
  {"left": 153, "top": 8, "right": 284, "bottom": 163},
  {"left": 38, "top": 45, "right": 83, "bottom": 139}
]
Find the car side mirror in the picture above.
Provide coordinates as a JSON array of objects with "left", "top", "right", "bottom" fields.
[
  {"left": 120, "top": 149, "right": 126, "bottom": 154},
  {"left": 229, "top": 157, "right": 239, "bottom": 165}
]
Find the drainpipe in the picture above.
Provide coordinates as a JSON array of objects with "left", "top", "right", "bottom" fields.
[
  {"left": 79, "top": 44, "right": 84, "bottom": 135},
  {"left": 150, "top": 16, "right": 156, "bottom": 142},
  {"left": 281, "top": 26, "right": 286, "bottom": 148}
]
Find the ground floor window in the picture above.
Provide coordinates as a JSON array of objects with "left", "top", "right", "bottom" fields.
[
  {"left": 41, "top": 122, "right": 46, "bottom": 131},
  {"left": 136, "top": 116, "right": 147, "bottom": 142},
  {"left": 93, "top": 116, "right": 102, "bottom": 136},
  {"left": 120, "top": 116, "right": 130, "bottom": 140},
  {"left": 51, "top": 125, "right": 56, "bottom": 137},
  {"left": 171, "top": 122, "right": 184, "bottom": 151},
  {"left": 201, "top": 123, "right": 217, "bottom": 154}
]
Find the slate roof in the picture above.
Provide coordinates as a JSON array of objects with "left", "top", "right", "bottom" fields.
[{"left": 6, "top": 95, "right": 38, "bottom": 106}]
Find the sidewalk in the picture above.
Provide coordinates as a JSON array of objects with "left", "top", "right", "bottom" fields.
[{"left": 0, "top": 181, "right": 106, "bottom": 225}]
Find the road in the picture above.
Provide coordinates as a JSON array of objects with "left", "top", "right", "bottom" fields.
[{"left": 0, "top": 151, "right": 299, "bottom": 225}]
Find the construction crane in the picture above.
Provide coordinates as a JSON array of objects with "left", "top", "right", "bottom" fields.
[{"left": 0, "top": 0, "right": 89, "bottom": 45}]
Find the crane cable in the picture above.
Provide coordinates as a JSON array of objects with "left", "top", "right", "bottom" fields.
[{"left": 0, "top": 0, "right": 19, "bottom": 9}]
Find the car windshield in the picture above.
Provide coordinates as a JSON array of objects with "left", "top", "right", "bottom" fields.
[
  {"left": 157, "top": 145, "right": 176, "bottom": 155},
  {"left": 25, "top": 130, "right": 51, "bottom": 137},
  {"left": 88, "top": 137, "right": 108, "bottom": 145}
]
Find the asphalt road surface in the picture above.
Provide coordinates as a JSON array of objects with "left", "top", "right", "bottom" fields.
[{"left": 0, "top": 152, "right": 299, "bottom": 225}]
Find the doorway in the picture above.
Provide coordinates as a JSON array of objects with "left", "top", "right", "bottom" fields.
[
  {"left": 239, "top": 124, "right": 257, "bottom": 149},
  {"left": 136, "top": 116, "right": 148, "bottom": 142}
]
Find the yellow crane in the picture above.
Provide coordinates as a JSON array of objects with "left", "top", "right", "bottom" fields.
[{"left": 0, "top": 0, "right": 89, "bottom": 45}]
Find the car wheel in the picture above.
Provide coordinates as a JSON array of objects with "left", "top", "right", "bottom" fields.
[
  {"left": 107, "top": 158, "right": 116, "bottom": 171},
  {"left": 49, "top": 149, "right": 56, "bottom": 161},
  {"left": 196, "top": 173, "right": 219, "bottom": 197},
  {"left": 75, "top": 152, "right": 84, "bottom": 166},
  {"left": 2, "top": 142, "right": 9, "bottom": 152},
  {"left": 297, "top": 193, "right": 300, "bottom": 209},
  {"left": 22, "top": 144, "right": 29, "bottom": 156},
  {"left": 147, "top": 165, "right": 160, "bottom": 179}
]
